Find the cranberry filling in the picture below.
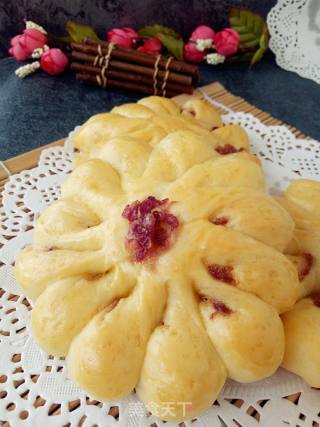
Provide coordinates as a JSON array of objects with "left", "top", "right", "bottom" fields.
[
  {"left": 298, "top": 253, "right": 314, "bottom": 281},
  {"left": 311, "top": 293, "right": 320, "bottom": 307},
  {"left": 122, "top": 196, "right": 179, "bottom": 262},
  {"left": 207, "top": 264, "right": 237, "bottom": 285},
  {"left": 45, "top": 246, "right": 58, "bottom": 252},
  {"left": 183, "top": 108, "right": 196, "bottom": 117},
  {"left": 212, "top": 216, "right": 229, "bottom": 226},
  {"left": 106, "top": 299, "right": 119, "bottom": 313},
  {"left": 215, "top": 144, "right": 245, "bottom": 155},
  {"left": 200, "top": 295, "right": 233, "bottom": 319}
]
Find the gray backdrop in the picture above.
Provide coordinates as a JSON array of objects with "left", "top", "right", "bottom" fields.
[{"left": 0, "top": 0, "right": 276, "bottom": 57}]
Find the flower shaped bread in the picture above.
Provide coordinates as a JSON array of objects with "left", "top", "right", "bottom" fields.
[
  {"left": 276, "top": 180, "right": 320, "bottom": 386},
  {"left": 16, "top": 96, "right": 301, "bottom": 421}
]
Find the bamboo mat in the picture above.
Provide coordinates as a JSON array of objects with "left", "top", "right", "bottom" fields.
[
  {"left": 0, "top": 82, "right": 314, "bottom": 426},
  {"left": 0, "top": 81, "right": 310, "bottom": 199}
]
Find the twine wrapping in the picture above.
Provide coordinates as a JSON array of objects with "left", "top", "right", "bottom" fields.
[
  {"left": 95, "top": 43, "right": 115, "bottom": 88},
  {"left": 161, "top": 57, "right": 173, "bottom": 96},
  {"left": 153, "top": 55, "right": 162, "bottom": 95}
]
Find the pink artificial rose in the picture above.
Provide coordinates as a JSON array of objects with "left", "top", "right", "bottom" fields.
[
  {"left": 40, "top": 48, "right": 69, "bottom": 75},
  {"left": 137, "top": 37, "right": 162, "bottom": 55},
  {"left": 107, "top": 27, "right": 139, "bottom": 48},
  {"left": 214, "top": 28, "right": 240, "bottom": 57},
  {"left": 9, "top": 29, "right": 47, "bottom": 61},
  {"left": 23, "top": 29, "right": 47, "bottom": 52},
  {"left": 9, "top": 35, "right": 30, "bottom": 61},
  {"left": 184, "top": 42, "right": 205, "bottom": 63},
  {"left": 190, "top": 25, "right": 215, "bottom": 41}
]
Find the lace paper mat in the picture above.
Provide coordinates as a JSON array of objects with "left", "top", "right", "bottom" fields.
[
  {"left": 0, "top": 98, "right": 320, "bottom": 427},
  {"left": 268, "top": 0, "right": 320, "bottom": 84}
]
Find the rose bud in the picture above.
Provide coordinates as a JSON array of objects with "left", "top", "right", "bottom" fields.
[
  {"left": 190, "top": 25, "right": 215, "bottom": 42},
  {"left": 214, "top": 28, "right": 240, "bottom": 57},
  {"left": 9, "top": 34, "right": 30, "bottom": 61},
  {"left": 137, "top": 37, "right": 162, "bottom": 55},
  {"left": 184, "top": 42, "right": 205, "bottom": 63},
  {"left": 9, "top": 29, "right": 47, "bottom": 61},
  {"left": 23, "top": 28, "right": 47, "bottom": 52},
  {"left": 40, "top": 48, "right": 69, "bottom": 75},
  {"left": 107, "top": 27, "right": 139, "bottom": 48}
]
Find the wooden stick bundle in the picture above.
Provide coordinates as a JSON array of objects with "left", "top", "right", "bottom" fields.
[{"left": 71, "top": 39, "right": 199, "bottom": 97}]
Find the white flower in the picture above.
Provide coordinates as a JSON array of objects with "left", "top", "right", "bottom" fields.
[
  {"left": 195, "top": 38, "right": 213, "bottom": 51},
  {"left": 206, "top": 53, "right": 225, "bottom": 65},
  {"left": 25, "top": 20, "right": 47, "bottom": 35},
  {"left": 15, "top": 61, "right": 40, "bottom": 78},
  {"left": 32, "top": 44, "right": 49, "bottom": 58}
]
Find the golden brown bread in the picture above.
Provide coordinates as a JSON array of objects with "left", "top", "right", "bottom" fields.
[
  {"left": 277, "top": 180, "right": 320, "bottom": 386},
  {"left": 15, "top": 96, "right": 305, "bottom": 421}
]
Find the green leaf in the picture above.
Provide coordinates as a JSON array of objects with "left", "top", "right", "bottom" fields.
[
  {"left": 250, "top": 30, "right": 269, "bottom": 65},
  {"left": 241, "top": 39, "right": 261, "bottom": 49},
  {"left": 156, "top": 33, "right": 184, "bottom": 60},
  {"left": 66, "top": 21, "right": 99, "bottom": 43},
  {"left": 138, "top": 24, "right": 181, "bottom": 40},
  {"left": 259, "top": 30, "right": 269, "bottom": 50},
  {"left": 239, "top": 33, "right": 259, "bottom": 43},
  {"left": 229, "top": 8, "right": 266, "bottom": 50},
  {"left": 228, "top": 7, "right": 269, "bottom": 65},
  {"left": 250, "top": 47, "right": 265, "bottom": 65}
]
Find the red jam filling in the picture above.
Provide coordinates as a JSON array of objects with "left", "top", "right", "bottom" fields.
[
  {"left": 215, "top": 144, "right": 245, "bottom": 155},
  {"left": 212, "top": 216, "right": 229, "bottom": 226},
  {"left": 106, "top": 299, "right": 119, "bottom": 313},
  {"left": 298, "top": 253, "right": 314, "bottom": 281},
  {"left": 122, "top": 196, "right": 179, "bottom": 262},
  {"left": 207, "top": 264, "right": 237, "bottom": 285},
  {"left": 200, "top": 295, "right": 233, "bottom": 319},
  {"left": 311, "top": 293, "right": 320, "bottom": 307}
]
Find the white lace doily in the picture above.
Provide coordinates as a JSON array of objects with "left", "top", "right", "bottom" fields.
[
  {"left": 268, "top": 0, "right": 320, "bottom": 84},
  {"left": 1, "top": 98, "right": 320, "bottom": 427}
]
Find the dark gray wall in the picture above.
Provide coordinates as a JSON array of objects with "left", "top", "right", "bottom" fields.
[{"left": 0, "top": 0, "right": 276, "bottom": 57}]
